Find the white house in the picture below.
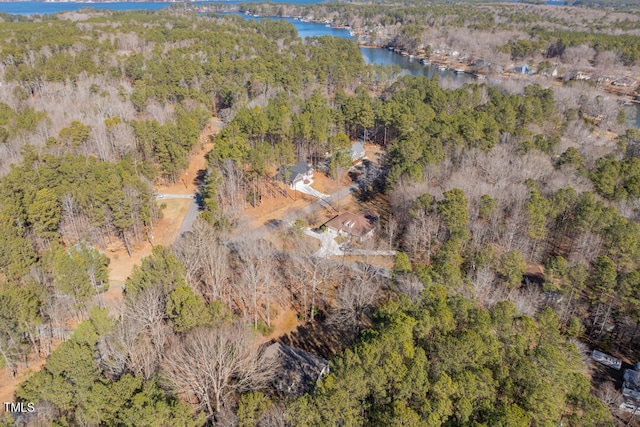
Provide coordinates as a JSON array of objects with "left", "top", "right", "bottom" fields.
[{"left": 284, "top": 162, "right": 313, "bottom": 189}]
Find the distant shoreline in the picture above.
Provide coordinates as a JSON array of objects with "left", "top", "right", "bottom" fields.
[
  {"left": 0, "top": 1, "right": 257, "bottom": 5},
  {"left": 0, "top": 0, "right": 268, "bottom": 3},
  {"left": 0, "top": 1, "right": 190, "bottom": 3}
]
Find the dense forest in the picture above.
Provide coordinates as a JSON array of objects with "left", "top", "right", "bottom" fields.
[
  {"left": 0, "top": 10, "right": 368, "bottom": 424},
  {"left": 0, "top": 5, "right": 640, "bottom": 427},
  {"left": 221, "top": 1, "right": 640, "bottom": 80}
]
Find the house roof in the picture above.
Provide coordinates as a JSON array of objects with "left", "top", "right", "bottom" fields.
[
  {"left": 325, "top": 209, "right": 379, "bottom": 237},
  {"left": 351, "top": 142, "right": 365, "bottom": 160},
  {"left": 624, "top": 368, "right": 640, "bottom": 400},
  {"left": 263, "top": 342, "right": 329, "bottom": 397},
  {"left": 289, "top": 161, "right": 312, "bottom": 176},
  {"left": 282, "top": 162, "right": 312, "bottom": 183},
  {"left": 625, "top": 369, "right": 640, "bottom": 390},
  {"left": 512, "top": 64, "right": 533, "bottom": 74},
  {"left": 591, "top": 350, "right": 621, "bottom": 370}
]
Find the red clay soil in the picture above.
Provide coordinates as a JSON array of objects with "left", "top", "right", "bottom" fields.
[
  {"left": 0, "top": 120, "right": 221, "bottom": 409},
  {"left": 106, "top": 140, "right": 214, "bottom": 306},
  {"left": 257, "top": 307, "right": 300, "bottom": 345},
  {"left": 235, "top": 191, "right": 317, "bottom": 231},
  {"left": 0, "top": 342, "right": 60, "bottom": 414},
  {"left": 106, "top": 122, "right": 217, "bottom": 297},
  {"left": 236, "top": 170, "right": 355, "bottom": 232},
  {"left": 311, "top": 170, "right": 350, "bottom": 194},
  {"left": 156, "top": 141, "right": 214, "bottom": 196},
  {"left": 104, "top": 200, "right": 191, "bottom": 311},
  {"left": 526, "top": 264, "right": 545, "bottom": 280}
]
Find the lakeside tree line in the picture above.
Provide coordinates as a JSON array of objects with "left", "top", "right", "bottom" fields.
[{"left": 226, "top": 0, "right": 640, "bottom": 83}]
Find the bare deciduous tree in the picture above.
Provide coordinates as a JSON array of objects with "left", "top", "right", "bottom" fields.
[
  {"left": 99, "top": 317, "right": 159, "bottom": 380},
  {"left": 328, "top": 263, "right": 382, "bottom": 333},
  {"left": 171, "top": 232, "right": 203, "bottom": 290},
  {"left": 162, "top": 324, "right": 275, "bottom": 421},
  {"left": 473, "top": 267, "right": 498, "bottom": 305},
  {"left": 595, "top": 382, "right": 623, "bottom": 409},
  {"left": 404, "top": 210, "right": 439, "bottom": 259},
  {"left": 42, "top": 294, "right": 75, "bottom": 342},
  {"left": 395, "top": 273, "right": 424, "bottom": 302},
  {"left": 172, "top": 220, "right": 231, "bottom": 303},
  {"left": 124, "top": 286, "right": 171, "bottom": 359},
  {"left": 61, "top": 193, "right": 81, "bottom": 241},
  {"left": 561, "top": 45, "right": 596, "bottom": 69},
  {"left": 285, "top": 235, "right": 337, "bottom": 321},
  {"left": 233, "top": 238, "right": 276, "bottom": 327},
  {"left": 219, "top": 159, "right": 247, "bottom": 221},
  {"left": 383, "top": 214, "right": 399, "bottom": 250},
  {"left": 508, "top": 284, "right": 544, "bottom": 317}
]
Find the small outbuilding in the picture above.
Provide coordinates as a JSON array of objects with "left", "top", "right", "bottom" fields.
[
  {"left": 351, "top": 141, "right": 365, "bottom": 162},
  {"left": 591, "top": 350, "right": 621, "bottom": 370},
  {"left": 512, "top": 64, "right": 534, "bottom": 75}
]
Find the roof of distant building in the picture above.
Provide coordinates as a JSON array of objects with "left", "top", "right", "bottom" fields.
[
  {"left": 325, "top": 210, "right": 379, "bottom": 237},
  {"left": 352, "top": 142, "right": 365, "bottom": 160},
  {"left": 591, "top": 350, "right": 622, "bottom": 370},
  {"left": 289, "top": 161, "right": 312, "bottom": 176},
  {"left": 625, "top": 368, "right": 640, "bottom": 391},
  {"left": 613, "top": 76, "right": 636, "bottom": 86}
]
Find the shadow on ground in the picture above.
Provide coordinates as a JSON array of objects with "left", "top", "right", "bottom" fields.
[{"left": 280, "top": 317, "right": 357, "bottom": 360}]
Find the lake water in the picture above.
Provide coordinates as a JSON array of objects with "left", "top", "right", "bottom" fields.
[
  {"left": 222, "top": 12, "right": 475, "bottom": 83},
  {"left": 1, "top": 2, "right": 636, "bottom": 125},
  {"left": 360, "top": 47, "right": 475, "bottom": 83},
  {"left": 0, "top": 0, "right": 321, "bottom": 15},
  {"left": 219, "top": 12, "right": 354, "bottom": 39},
  {"left": 0, "top": 3, "right": 477, "bottom": 84},
  {"left": 0, "top": 1, "right": 173, "bottom": 14}
]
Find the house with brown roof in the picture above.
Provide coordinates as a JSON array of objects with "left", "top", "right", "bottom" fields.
[{"left": 324, "top": 210, "right": 379, "bottom": 241}]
